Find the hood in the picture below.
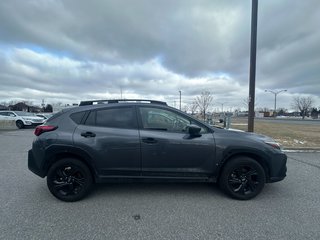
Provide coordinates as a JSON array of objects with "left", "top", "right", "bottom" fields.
[{"left": 225, "top": 128, "right": 274, "bottom": 141}]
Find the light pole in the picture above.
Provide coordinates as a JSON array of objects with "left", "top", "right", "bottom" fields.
[
  {"left": 217, "top": 102, "right": 227, "bottom": 113},
  {"left": 179, "top": 90, "right": 181, "bottom": 110},
  {"left": 265, "top": 89, "right": 287, "bottom": 117}
]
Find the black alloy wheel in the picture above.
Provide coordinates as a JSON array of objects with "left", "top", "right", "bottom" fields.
[
  {"left": 219, "top": 157, "right": 266, "bottom": 200},
  {"left": 47, "top": 158, "right": 93, "bottom": 202},
  {"left": 16, "top": 120, "right": 24, "bottom": 129}
]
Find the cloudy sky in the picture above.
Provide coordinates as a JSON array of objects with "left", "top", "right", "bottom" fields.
[{"left": 0, "top": 0, "right": 319, "bottom": 111}]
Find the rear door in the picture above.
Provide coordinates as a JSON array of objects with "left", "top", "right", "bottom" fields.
[
  {"left": 73, "top": 106, "right": 141, "bottom": 176},
  {"left": 138, "top": 106, "right": 216, "bottom": 177}
]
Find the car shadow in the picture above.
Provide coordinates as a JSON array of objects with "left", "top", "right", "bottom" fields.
[{"left": 89, "top": 182, "right": 224, "bottom": 199}]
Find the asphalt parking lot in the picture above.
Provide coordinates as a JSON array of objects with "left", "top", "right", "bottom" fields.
[{"left": 0, "top": 129, "right": 319, "bottom": 240}]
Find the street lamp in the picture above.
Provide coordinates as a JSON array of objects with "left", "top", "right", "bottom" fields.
[
  {"left": 265, "top": 89, "right": 287, "bottom": 117},
  {"left": 217, "top": 102, "right": 227, "bottom": 113},
  {"left": 179, "top": 90, "right": 181, "bottom": 110}
]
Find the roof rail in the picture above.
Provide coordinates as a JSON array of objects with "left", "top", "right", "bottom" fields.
[{"left": 79, "top": 99, "right": 167, "bottom": 106}]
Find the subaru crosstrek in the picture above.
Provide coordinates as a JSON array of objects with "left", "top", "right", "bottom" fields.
[{"left": 28, "top": 99, "right": 287, "bottom": 202}]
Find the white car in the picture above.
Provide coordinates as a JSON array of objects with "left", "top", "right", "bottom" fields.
[
  {"left": 36, "top": 113, "right": 54, "bottom": 120},
  {"left": 0, "top": 111, "right": 45, "bottom": 129}
]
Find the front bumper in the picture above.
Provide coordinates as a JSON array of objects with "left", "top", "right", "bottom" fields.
[
  {"left": 31, "top": 122, "right": 44, "bottom": 126},
  {"left": 24, "top": 121, "right": 44, "bottom": 126},
  {"left": 267, "top": 152, "right": 287, "bottom": 183}
]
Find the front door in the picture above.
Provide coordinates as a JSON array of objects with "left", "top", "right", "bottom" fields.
[{"left": 138, "top": 106, "right": 216, "bottom": 177}]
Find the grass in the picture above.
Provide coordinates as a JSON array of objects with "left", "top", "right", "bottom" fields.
[{"left": 229, "top": 118, "right": 320, "bottom": 148}]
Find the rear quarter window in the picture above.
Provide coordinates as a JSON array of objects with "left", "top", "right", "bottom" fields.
[{"left": 70, "top": 111, "right": 86, "bottom": 124}]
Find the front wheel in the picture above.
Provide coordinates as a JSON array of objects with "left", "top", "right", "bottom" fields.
[
  {"left": 219, "top": 157, "right": 266, "bottom": 200},
  {"left": 47, "top": 158, "right": 93, "bottom": 202},
  {"left": 16, "top": 120, "right": 24, "bottom": 129}
]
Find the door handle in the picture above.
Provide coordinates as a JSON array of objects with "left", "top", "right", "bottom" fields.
[
  {"left": 81, "top": 132, "right": 96, "bottom": 138},
  {"left": 142, "top": 137, "right": 158, "bottom": 144}
]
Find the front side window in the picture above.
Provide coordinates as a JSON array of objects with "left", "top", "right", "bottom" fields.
[
  {"left": 0, "top": 112, "right": 15, "bottom": 117},
  {"left": 139, "top": 107, "right": 207, "bottom": 133},
  {"left": 85, "top": 107, "right": 137, "bottom": 129}
]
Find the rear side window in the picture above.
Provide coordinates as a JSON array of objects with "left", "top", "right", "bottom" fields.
[
  {"left": 85, "top": 107, "right": 137, "bottom": 129},
  {"left": 70, "top": 111, "right": 86, "bottom": 124},
  {"left": 47, "top": 108, "right": 73, "bottom": 122}
]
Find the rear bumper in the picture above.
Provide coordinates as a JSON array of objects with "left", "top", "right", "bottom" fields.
[{"left": 28, "top": 149, "right": 46, "bottom": 178}]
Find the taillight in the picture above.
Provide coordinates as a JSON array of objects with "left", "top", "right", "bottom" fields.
[{"left": 34, "top": 125, "right": 57, "bottom": 136}]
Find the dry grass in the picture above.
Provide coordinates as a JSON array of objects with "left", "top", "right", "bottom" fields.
[{"left": 229, "top": 119, "right": 320, "bottom": 148}]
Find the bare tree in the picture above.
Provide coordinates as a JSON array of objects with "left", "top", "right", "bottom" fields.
[
  {"left": 243, "top": 97, "right": 258, "bottom": 111},
  {"left": 182, "top": 104, "right": 189, "bottom": 113},
  {"left": 189, "top": 101, "right": 198, "bottom": 115},
  {"left": 292, "top": 96, "right": 313, "bottom": 119},
  {"left": 0, "top": 101, "right": 8, "bottom": 106},
  {"left": 196, "top": 91, "right": 213, "bottom": 120}
]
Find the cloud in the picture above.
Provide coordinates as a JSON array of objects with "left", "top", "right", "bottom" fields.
[{"left": 0, "top": 0, "right": 319, "bottom": 109}]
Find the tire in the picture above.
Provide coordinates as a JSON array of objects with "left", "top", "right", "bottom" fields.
[
  {"left": 16, "top": 120, "right": 24, "bottom": 129},
  {"left": 47, "top": 158, "right": 93, "bottom": 202},
  {"left": 219, "top": 157, "right": 266, "bottom": 200}
]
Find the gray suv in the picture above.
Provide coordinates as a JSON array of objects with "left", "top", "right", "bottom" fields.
[{"left": 28, "top": 99, "right": 287, "bottom": 202}]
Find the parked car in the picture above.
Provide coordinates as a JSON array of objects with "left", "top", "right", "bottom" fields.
[
  {"left": 0, "top": 110, "right": 45, "bottom": 129},
  {"left": 36, "top": 113, "right": 54, "bottom": 120},
  {"left": 28, "top": 99, "right": 287, "bottom": 202}
]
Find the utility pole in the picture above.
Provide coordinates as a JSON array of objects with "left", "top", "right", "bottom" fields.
[{"left": 248, "top": 0, "right": 258, "bottom": 132}]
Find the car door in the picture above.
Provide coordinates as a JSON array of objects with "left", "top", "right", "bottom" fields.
[
  {"left": 138, "top": 106, "right": 216, "bottom": 177},
  {"left": 73, "top": 106, "right": 141, "bottom": 176},
  {"left": 0, "top": 111, "right": 15, "bottom": 120},
  {"left": 0, "top": 112, "right": 8, "bottom": 120}
]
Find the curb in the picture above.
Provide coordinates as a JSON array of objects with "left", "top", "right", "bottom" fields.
[{"left": 283, "top": 148, "right": 320, "bottom": 153}]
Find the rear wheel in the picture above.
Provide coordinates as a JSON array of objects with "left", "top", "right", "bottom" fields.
[
  {"left": 16, "top": 120, "right": 24, "bottom": 129},
  {"left": 47, "top": 158, "right": 93, "bottom": 202},
  {"left": 219, "top": 157, "right": 266, "bottom": 200}
]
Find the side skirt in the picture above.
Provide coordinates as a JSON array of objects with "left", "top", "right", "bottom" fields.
[{"left": 95, "top": 175, "right": 217, "bottom": 184}]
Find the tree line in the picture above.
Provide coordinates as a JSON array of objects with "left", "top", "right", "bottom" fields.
[{"left": 183, "top": 92, "right": 318, "bottom": 120}]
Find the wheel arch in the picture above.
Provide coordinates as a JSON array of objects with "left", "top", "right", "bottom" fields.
[
  {"left": 44, "top": 146, "right": 98, "bottom": 182},
  {"left": 217, "top": 152, "right": 270, "bottom": 182}
]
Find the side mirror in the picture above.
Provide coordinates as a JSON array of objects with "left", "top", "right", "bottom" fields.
[{"left": 186, "top": 124, "right": 202, "bottom": 137}]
